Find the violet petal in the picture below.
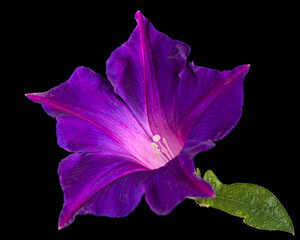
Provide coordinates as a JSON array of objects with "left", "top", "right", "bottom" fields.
[
  {"left": 179, "top": 140, "right": 216, "bottom": 174},
  {"left": 106, "top": 11, "right": 189, "bottom": 153},
  {"left": 177, "top": 63, "right": 250, "bottom": 143},
  {"left": 26, "top": 66, "right": 166, "bottom": 169},
  {"left": 145, "top": 156, "right": 214, "bottom": 215},
  {"left": 77, "top": 171, "right": 149, "bottom": 218},
  {"left": 58, "top": 152, "right": 148, "bottom": 229}
]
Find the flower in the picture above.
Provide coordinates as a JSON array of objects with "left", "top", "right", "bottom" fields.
[{"left": 26, "top": 11, "right": 249, "bottom": 229}]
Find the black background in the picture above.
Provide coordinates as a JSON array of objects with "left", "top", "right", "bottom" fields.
[{"left": 16, "top": 1, "right": 298, "bottom": 239}]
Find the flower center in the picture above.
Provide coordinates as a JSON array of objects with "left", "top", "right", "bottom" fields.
[{"left": 151, "top": 134, "right": 175, "bottom": 163}]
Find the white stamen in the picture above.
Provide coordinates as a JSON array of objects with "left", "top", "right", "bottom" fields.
[
  {"left": 151, "top": 134, "right": 174, "bottom": 163},
  {"left": 156, "top": 140, "right": 172, "bottom": 161},
  {"left": 154, "top": 148, "right": 169, "bottom": 163},
  {"left": 151, "top": 142, "right": 158, "bottom": 149},
  {"left": 162, "top": 137, "right": 175, "bottom": 158},
  {"left": 161, "top": 148, "right": 167, "bottom": 153},
  {"left": 152, "top": 134, "right": 161, "bottom": 142},
  {"left": 161, "top": 148, "right": 172, "bottom": 160}
]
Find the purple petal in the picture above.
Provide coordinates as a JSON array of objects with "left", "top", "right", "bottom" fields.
[
  {"left": 26, "top": 66, "right": 168, "bottom": 169},
  {"left": 179, "top": 140, "right": 216, "bottom": 174},
  {"left": 106, "top": 11, "right": 189, "bottom": 155},
  {"left": 145, "top": 157, "right": 214, "bottom": 215},
  {"left": 77, "top": 171, "right": 149, "bottom": 218},
  {"left": 58, "top": 152, "right": 149, "bottom": 229},
  {"left": 177, "top": 63, "right": 250, "bottom": 143}
]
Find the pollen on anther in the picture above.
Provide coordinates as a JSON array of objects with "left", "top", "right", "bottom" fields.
[
  {"left": 151, "top": 142, "right": 158, "bottom": 149},
  {"left": 152, "top": 134, "right": 161, "bottom": 142}
]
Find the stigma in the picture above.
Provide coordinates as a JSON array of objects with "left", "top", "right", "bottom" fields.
[{"left": 151, "top": 134, "right": 175, "bottom": 162}]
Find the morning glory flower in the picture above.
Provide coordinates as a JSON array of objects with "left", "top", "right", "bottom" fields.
[{"left": 26, "top": 11, "right": 249, "bottom": 229}]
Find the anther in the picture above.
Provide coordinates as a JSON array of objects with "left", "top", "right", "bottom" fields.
[
  {"left": 151, "top": 142, "right": 158, "bottom": 149},
  {"left": 152, "top": 134, "right": 161, "bottom": 142},
  {"left": 161, "top": 148, "right": 168, "bottom": 153},
  {"left": 151, "top": 134, "right": 174, "bottom": 162},
  {"left": 161, "top": 147, "right": 172, "bottom": 160}
]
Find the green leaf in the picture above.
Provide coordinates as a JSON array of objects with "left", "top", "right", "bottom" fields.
[{"left": 195, "top": 170, "right": 294, "bottom": 235}]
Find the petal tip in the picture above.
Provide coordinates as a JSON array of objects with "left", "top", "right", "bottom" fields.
[
  {"left": 245, "top": 63, "right": 251, "bottom": 71},
  {"left": 25, "top": 93, "right": 37, "bottom": 101},
  {"left": 135, "top": 10, "right": 142, "bottom": 18},
  {"left": 135, "top": 10, "right": 146, "bottom": 23},
  {"left": 57, "top": 220, "right": 64, "bottom": 230},
  {"left": 58, "top": 225, "right": 66, "bottom": 230},
  {"left": 242, "top": 64, "right": 251, "bottom": 76},
  {"left": 25, "top": 92, "right": 43, "bottom": 102},
  {"left": 241, "top": 64, "right": 251, "bottom": 74},
  {"left": 25, "top": 93, "right": 31, "bottom": 98},
  {"left": 205, "top": 187, "right": 215, "bottom": 198},
  {"left": 58, "top": 219, "right": 68, "bottom": 230},
  {"left": 201, "top": 179, "right": 215, "bottom": 198}
]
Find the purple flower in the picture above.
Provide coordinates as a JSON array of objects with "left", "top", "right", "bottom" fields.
[{"left": 26, "top": 11, "right": 249, "bottom": 229}]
